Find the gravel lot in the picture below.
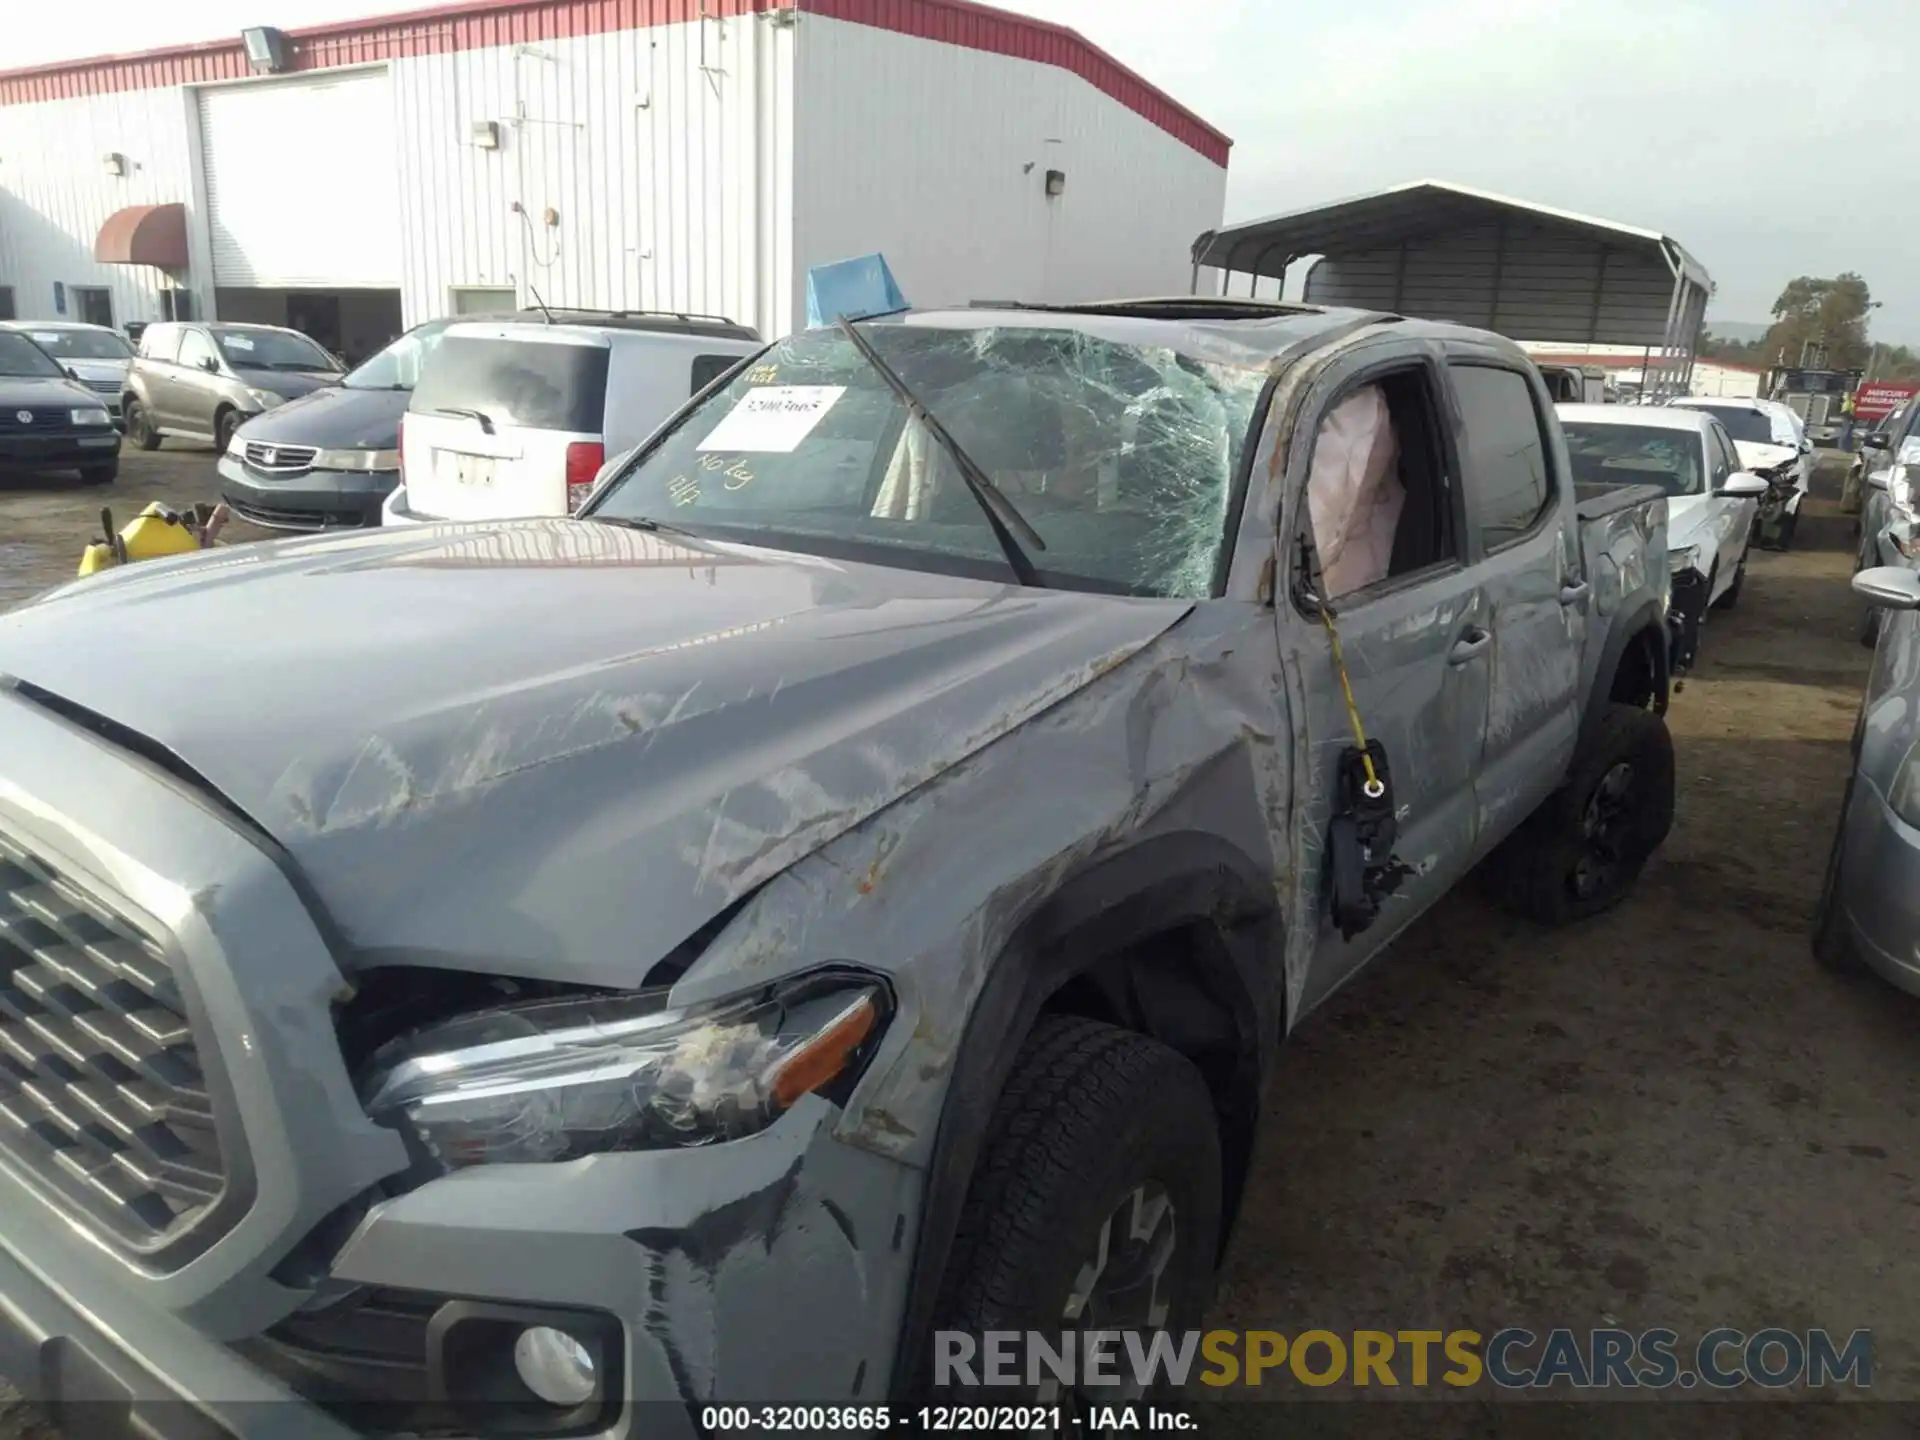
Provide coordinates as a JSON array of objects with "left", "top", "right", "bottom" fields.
[{"left": 0, "top": 446, "right": 1913, "bottom": 1435}]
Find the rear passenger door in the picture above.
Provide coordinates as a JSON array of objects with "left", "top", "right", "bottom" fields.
[{"left": 1444, "top": 356, "right": 1588, "bottom": 838}]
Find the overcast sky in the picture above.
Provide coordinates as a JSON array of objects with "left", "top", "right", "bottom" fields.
[{"left": 13, "top": 0, "right": 1919, "bottom": 339}]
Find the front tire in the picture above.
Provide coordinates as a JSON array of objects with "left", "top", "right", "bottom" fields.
[
  {"left": 124, "top": 399, "right": 161, "bottom": 451},
  {"left": 213, "top": 408, "right": 240, "bottom": 455},
  {"left": 1712, "top": 558, "right": 1744, "bottom": 610},
  {"left": 1483, "top": 703, "right": 1676, "bottom": 925},
  {"left": 928, "top": 1016, "right": 1222, "bottom": 1411}
]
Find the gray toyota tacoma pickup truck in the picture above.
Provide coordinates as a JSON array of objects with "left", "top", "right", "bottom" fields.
[{"left": 0, "top": 299, "right": 1673, "bottom": 1436}]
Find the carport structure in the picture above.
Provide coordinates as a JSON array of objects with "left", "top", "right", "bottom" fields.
[{"left": 1191, "top": 181, "right": 1713, "bottom": 399}]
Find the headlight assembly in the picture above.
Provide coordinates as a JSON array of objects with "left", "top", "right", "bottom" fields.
[
  {"left": 1669, "top": 544, "right": 1701, "bottom": 574},
  {"left": 69, "top": 407, "right": 112, "bottom": 427},
  {"left": 311, "top": 446, "right": 402, "bottom": 472},
  {"left": 363, "top": 973, "right": 888, "bottom": 1169},
  {"left": 247, "top": 388, "right": 287, "bottom": 409}
]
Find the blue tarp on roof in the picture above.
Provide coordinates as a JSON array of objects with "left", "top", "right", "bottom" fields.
[{"left": 805, "top": 253, "right": 908, "bottom": 328}]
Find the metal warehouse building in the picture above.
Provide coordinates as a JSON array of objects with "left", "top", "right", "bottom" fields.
[{"left": 0, "top": 0, "right": 1230, "bottom": 357}]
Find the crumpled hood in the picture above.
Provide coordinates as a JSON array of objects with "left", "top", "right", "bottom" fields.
[
  {"left": 0, "top": 521, "right": 1190, "bottom": 986},
  {"left": 1732, "top": 439, "right": 1797, "bottom": 475}
]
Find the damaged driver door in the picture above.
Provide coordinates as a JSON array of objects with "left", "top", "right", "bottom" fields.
[{"left": 1278, "top": 347, "right": 1493, "bottom": 1016}]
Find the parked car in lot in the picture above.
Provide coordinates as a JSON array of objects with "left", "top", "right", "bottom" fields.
[
  {"left": 1815, "top": 563, "right": 1920, "bottom": 996},
  {"left": 0, "top": 300, "right": 1680, "bottom": 1427},
  {"left": 224, "top": 310, "right": 761, "bottom": 530},
  {"left": 123, "top": 321, "right": 344, "bottom": 454},
  {"left": 383, "top": 316, "right": 763, "bottom": 524},
  {"left": 1558, "top": 403, "right": 1767, "bottom": 671},
  {"left": 0, "top": 319, "right": 134, "bottom": 425},
  {"left": 0, "top": 327, "right": 121, "bottom": 483}
]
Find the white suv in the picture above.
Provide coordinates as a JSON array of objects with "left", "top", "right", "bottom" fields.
[{"left": 384, "top": 315, "right": 763, "bottom": 524}]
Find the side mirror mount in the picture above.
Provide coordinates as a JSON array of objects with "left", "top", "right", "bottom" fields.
[
  {"left": 1853, "top": 566, "right": 1920, "bottom": 611},
  {"left": 200, "top": 355, "right": 220, "bottom": 373},
  {"left": 1719, "top": 471, "right": 1770, "bottom": 498},
  {"left": 1863, "top": 431, "right": 1892, "bottom": 451},
  {"left": 1799, "top": 437, "right": 1814, "bottom": 455},
  {"left": 594, "top": 446, "right": 637, "bottom": 489},
  {"left": 63, "top": 365, "right": 79, "bottom": 380}
]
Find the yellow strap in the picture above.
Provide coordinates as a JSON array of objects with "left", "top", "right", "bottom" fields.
[{"left": 1317, "top": 602, "right": 1383, "bottom": 796}]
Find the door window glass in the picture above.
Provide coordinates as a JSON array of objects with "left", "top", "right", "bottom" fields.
[
  {"left": 1450, "top": 365, "right": 1553, "bottom": 550},
  {"left": 177, "top": 330, "right": 219, "bottom": 371}
]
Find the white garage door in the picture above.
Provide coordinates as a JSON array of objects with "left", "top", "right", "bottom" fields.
[{"left": 199, "top": 72, "right": 400, "bottom": 287}]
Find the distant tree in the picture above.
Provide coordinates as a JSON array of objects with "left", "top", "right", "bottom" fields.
[
  {"left": 1760, "top": 273, "right": 1873, "bottom": 370},
  {"left": 1875, "top": 344, "right": 1920, "bottom": 383},
  {"left": 1698, "top": 330, "right": 1768, "bottom": 366}
]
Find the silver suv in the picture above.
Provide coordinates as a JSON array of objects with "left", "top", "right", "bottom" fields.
[{"left": 123, "top": 321, "right": 344, "bottom": 452}]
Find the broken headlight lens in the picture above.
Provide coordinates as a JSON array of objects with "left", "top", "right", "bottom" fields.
[
  {"left": 363, "top": 974, "right": 886, "bottom": 1168},
  {"left": 1669, "top": 543, "right": 1701, "bottom": 575}
]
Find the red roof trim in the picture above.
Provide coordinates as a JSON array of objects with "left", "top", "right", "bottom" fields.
[{"left": 0, "top": 0, "right": 1229, "bottom": 165}]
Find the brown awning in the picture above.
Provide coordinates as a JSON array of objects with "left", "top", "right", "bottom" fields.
[{"left": 94, "top": 202, "right": 188, "bottom": 268}]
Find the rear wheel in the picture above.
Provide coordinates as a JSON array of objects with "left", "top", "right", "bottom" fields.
[
  {"left": 927, "top": 1016, "right": 1221, "bottom": 1414},
  {"left": 1483, "top": 703, "right": 1676, "bottom": 925},
  {"left": 124, "top": 399, "right": 161, "bottom": 451}
]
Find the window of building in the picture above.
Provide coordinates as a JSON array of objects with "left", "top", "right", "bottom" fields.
[
  {"left": 1450, "top": 364, "right": 1553, "bottom": 551},
  {"left": 0, "top": 287, "right": 15, "bottom": 320},
  {"left": 450, "top": 286, "right": 519, "bottom": 316},
  {"left": 71, "top": 286, "right": 113, "bottom": 328}
]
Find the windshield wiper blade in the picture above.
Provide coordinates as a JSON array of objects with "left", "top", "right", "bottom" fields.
[
  {"left": 591, "top": 514, "right": 703, "bottom": 541},
  {"left": 833, "top": 315, "right": 1046, "bottom": 588},
  {"left": 432, "top": 406, "right": 495, "bottom": 435}
]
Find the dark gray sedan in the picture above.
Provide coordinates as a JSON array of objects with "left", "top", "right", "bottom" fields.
[{"left": 1816, "top": 564, "right": 1920, "bottom": 994}]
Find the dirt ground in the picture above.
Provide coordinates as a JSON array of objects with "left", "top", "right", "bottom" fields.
[{"left": 0, "top": 447, "right": 1914, "bottom": 1435}]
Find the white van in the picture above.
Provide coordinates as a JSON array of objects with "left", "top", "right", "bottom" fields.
[{"left": 384, "top": 316, "right": 762, "bottom": 524}]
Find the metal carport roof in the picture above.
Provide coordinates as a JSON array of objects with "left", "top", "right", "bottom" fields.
[{"left": 1190, "top": 180, "right": 1713, "bottom": 397}]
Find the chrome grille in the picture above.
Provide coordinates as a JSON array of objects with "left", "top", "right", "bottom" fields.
[
  {"left": 244, "top": 441, "right": 317, "bottom": 472},
  {"left": 0, "top": 832, "right": 230, "bottom": 1255}
]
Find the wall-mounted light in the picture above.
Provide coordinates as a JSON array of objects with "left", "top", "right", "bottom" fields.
[
  {"left": 471, "top": 120, "right": 502, "bottom": 150},
  {"left": 1044, "top": 168, "right": 1066, "bottom": 198},
  {"left": 241, "top": 26, "right": 291, "bottom": 74},
  {"left": 101, "top": 152, "right": 126, "bottom": 177}
]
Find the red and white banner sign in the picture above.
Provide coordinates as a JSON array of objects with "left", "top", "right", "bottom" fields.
[{"left": 1853, "top": 382, "right": 1920, "bottom": 422}]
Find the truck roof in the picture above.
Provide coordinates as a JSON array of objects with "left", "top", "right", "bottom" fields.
[{"left": 877, "top": 297, "right": 1525, "bottom": 369}]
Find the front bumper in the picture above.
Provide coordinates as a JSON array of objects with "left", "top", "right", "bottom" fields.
[
  {"left": 0, "top": 429, "right": 120, "bottom": 471},
  {"left": 217, "top": 455, "right": 396, "bottom": 531},
  {"left": 0, "top": 689, "right": 923, "bottom": 1431},
  {"left": 1834, "top": 777, "right": 1920, "bottom": 997}
]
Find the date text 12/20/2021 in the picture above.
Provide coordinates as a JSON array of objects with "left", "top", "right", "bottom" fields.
[{"left": 701, "top": 1407, "right": 1197, "bottom": 1432}]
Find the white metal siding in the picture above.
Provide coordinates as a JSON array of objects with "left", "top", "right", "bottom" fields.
[
  {"left": 388, "top": 16, "right": 794, "bottom": 338},
  {"left": 790, "top": 15, "right": 1226, "bottom": 332},
  {"left": 0, "top": 87, "right": 196, "bottom": 323},
  {"left": 198, "top": 72, "right": 401, "bottom": 288}
]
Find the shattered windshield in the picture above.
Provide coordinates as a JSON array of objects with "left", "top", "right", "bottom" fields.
[
  {"left": 589, "top": 323, "right": 1269, "bottom": 596},
  {"left": 1563, "top": 423, "right": 1704, "bottom": 497}
]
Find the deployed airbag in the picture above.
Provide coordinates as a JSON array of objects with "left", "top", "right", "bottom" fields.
[{"left": 1306, "top": 384, "right": 1402, "bottom": 596}]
